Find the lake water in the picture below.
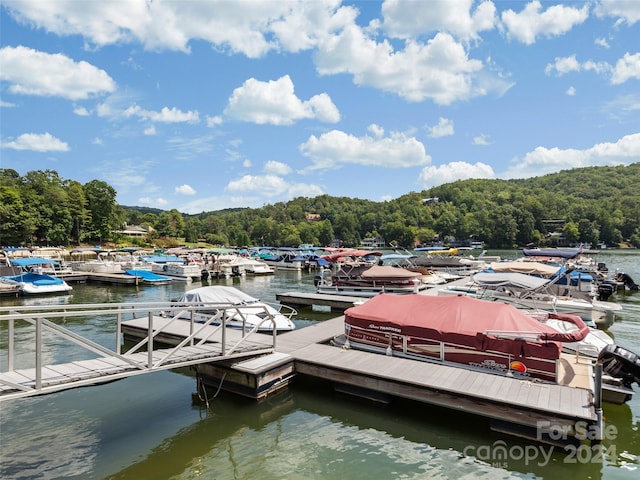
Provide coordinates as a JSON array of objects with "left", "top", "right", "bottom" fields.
[{"left": 1, "top": 250, "right": 639, "bottom": 479}]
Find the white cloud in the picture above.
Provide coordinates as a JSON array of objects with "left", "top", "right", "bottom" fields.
[
  {"left": 418, "top": 161, "right": 495, "bottom": 187},
  {"left": 501, "top": 1, "right": 588, "bottom": 45},
  {"left": 0, "top": 99, "right": 16, "bottom": 107},
  {"left": 595, "top": 37, "right": 610, "bottom": 49},
  {"left": 2, "top": 2, "right": 512, "bottom": 106},
  {"left": 594, "top": 0, "right": 640, "bottom": 26},
  {"left": 472, "top": 134, "right": 491, "bottom": 145},
  {"left": 566, "top": 86, "right": 576, "bottom": 96},
  {"left": 427, "top": 117, "right": 454, "bottom": 138},
  {"left": 299, "top": 129, "right": 431, "bottom": 171},
  {"left": 124, "top": 104, "right": 200, "bottom": 123},
  {"left": 611, "top": 52, "right": 640, "bottom": 84},
  {"left": 381, "top": 0, "right": 497, "bottom": 41},
  {"left": 138, "top": 197, "right": 169, "bottom": 207},
  {"left": 545, "top": 55, "right": 581, "bottom": 75},
  {"left": 0, "top": 45, "right": 116, "bottom": 100},
  {"left": 545, "top": 54, "right": 612, "bottom": 77},
  {"left": 92, "top": 138, "right": 103, "bottom": 145},
  {"left": 1, "top": 132, "right": 69, "bottom": 152},
  {"left": 368, "top": 124, "right": 385, "bottom": 138},
  {"left": 264, "top": 160, "right": 292, "bottom": 176},
  {"left": 2, "top": 0, "right": 360, "bottom": 58},
  {"left": 503, "top": 132, "right": 640, "bottom": 179},
  {"left": 175, "top": 184, "right": 196, "bottom": 195},
  {"left": 224, "top": 75, "right": 340, "bottom": 125},
  {"left": 226, "top": 174, "right": 324, "bottom": 200},
  {"left": 206, "top": 115, "right": 223, "bottom": 127},
  {"left": 317, "top": 20, "right": 513, "bottom": 105},
  {"left": 144, "top": 126, "right": 156, "bottom": 136},
  {"left": 73, "top": 105, "right": 90, "bottom": 116}
]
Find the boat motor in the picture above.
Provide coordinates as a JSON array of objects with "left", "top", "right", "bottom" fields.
[{"left": 598, "top": 344, "right": 640, "bottom": 388}]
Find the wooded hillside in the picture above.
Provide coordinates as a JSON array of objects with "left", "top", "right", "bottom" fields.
[{"left": 2, "top": 163, "right": 639, "bottom": 249}]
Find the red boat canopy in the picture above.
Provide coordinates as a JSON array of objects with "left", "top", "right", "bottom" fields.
[
  {"left": 344, "top": 294, "right": 589, "bottom": 358},
  {"left": 322, "top": 250, "right": 382, "bottom": 263}
]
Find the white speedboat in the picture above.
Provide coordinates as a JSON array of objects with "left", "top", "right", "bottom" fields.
[
  {"left": 170, "top": 286, "right": 297, "bottom": 332},
  {"left": 1, "top": 257, "right": 73, "bottom": 295}
]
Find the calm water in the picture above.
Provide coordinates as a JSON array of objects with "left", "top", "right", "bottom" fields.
[{"left": 1, "top": 250, "right": 639, "bottom": 480}]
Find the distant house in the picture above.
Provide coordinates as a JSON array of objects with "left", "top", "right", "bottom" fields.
[
  {"left": 422, "top": 197, "right": 439, "bottom": 205},
  {"left": 362, "top": 237, "right": 386, "bottom": 248},
  {"left": 547, "top": 232, "right": 569, "bottom": 246},
  {"left": 116, "top": 224, "right": 152, "bottom": 238},
  {"left": 305, "top": 213, "right": 321, "bottom": 222}
]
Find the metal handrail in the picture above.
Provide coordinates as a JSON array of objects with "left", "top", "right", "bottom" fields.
[{"left": 0, "top": 301, "right": 278, "bottom": 398}]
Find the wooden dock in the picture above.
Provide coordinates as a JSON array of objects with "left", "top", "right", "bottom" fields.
[
  {"left": 276, "top": 291, "right": 363, "bottom": 311},
  {"left": 2, "top": 298, "right": 601, "bottom": 445},
  {"left": 275, "top": 317, "right": 597, "bottom": 437},
  {"left": 120, "top": 311, "right": 599, "bottom": 444}
]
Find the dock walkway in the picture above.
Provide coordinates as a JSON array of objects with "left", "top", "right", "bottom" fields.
[
  {"left": 0, "top": 302, "right": 276, "bottom": 401},
  {"left": 274, "top": 316, "right": 596, "bottom": 431}
]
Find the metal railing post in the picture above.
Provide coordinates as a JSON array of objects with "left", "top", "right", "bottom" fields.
[
  {"left": 148, "top": 311, "right": 153, "bottom": 368},
  {"left": 35, "top": 317, "right": 42, "bottom": 390},
  {"left": 221, "top": 314, "right": 226, "bottom": 356},
  {"left": 116, "top": 306, "right": 122, "bottom": 355},
  {"left": 8, "top": 318, "right": 14, "bottom": 371},
  {"left": 190, "top": 309, "right": 194, "bottom": 346}
]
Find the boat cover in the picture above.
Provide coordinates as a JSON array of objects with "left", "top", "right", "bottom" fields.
[
  {"left": 321, "top": 250, "right": 382, "bottom": 263},
  {"left": 412, "top": 256, "right": 466, "bottom": 267},
  {"left": 175, "top": 286, "right": 260, "bottom": 305},
  {"left": 522, "top": 248, "right": 580, "bottom": 259},
  {"left": 360, "top": 265, "right": 422, "bottom": 279},
  {"left": 344, "top": 294, "right": 589, "bottom": 358},
  {"left": 472, "top": 271, "right": 550, "bottom": 290},
  {"left": 9, "top": 257, "right": 60, "bottom": 267},
  {"left": 489, "top": 261, "right": 559, "bottom": 276},
  {"left": 124, "top": 270, "right": 171, "bottom": 281}
]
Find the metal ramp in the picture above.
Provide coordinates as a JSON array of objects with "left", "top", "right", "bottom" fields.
[{"left": 0, "top": 301, "right": 278, "bottom": 401}]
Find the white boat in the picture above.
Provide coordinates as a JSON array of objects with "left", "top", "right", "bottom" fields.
[
  {"left": 143, "top": 255, "right": 202, "bottom": 281},
  {"left": 29, "top": 247, "right": 74, "bottom": 275},
  {"left": 518, "top": 308, "right": 614, "bottom": 358},
  {"left": 259, "top": 249, "right": 304, "bottom": 271},
  {"left": 439, "top": 271, "right": 622, "bottom": 328},
  {"left": 1, "top": 257, "right": 73, "bottom": 295},
  {"left": 227, "top": 256, "right": 274, "bottom": 275},
  {"left": 150, "top": 262, "right": 201, "bottom": 281},
  {"left": 170, "top": 286, "right": 297, "bottom": 332},
  {"left": 72, "top": 250, "right": 123, "bottom": 273}
]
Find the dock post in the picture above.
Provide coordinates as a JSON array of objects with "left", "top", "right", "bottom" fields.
[{"left": 593, "top": 362, "right": 603, "bottom": 444}]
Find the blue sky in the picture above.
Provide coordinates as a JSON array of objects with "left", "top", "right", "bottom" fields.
[{"left": 1, "top": 0, "right": 639, "bottom": 214}]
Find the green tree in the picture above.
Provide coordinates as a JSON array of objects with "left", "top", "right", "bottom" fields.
[{"left": 84, "top": 180, "right": 117, "bottom": 242}]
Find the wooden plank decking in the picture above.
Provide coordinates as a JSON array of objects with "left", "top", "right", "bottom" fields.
[{"left": 275, "top": 316, "right": 597, "bottom": 426}]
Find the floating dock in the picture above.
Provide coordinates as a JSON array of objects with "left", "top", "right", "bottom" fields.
[{"left": 121, "top": 313, "right": 600, "bottom": 446}]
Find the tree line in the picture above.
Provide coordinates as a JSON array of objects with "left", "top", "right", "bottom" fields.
[{"left": 1, "top": 164, "right": 639, "bottom": 249}]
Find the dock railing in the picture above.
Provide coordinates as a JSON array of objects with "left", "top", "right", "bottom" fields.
[{"left": 0, "top": 301, "right": 278, "bottom": 400}]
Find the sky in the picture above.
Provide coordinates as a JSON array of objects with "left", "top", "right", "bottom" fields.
[{"left": 1, "top": 0, "right": 639, "bottom": 215}]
